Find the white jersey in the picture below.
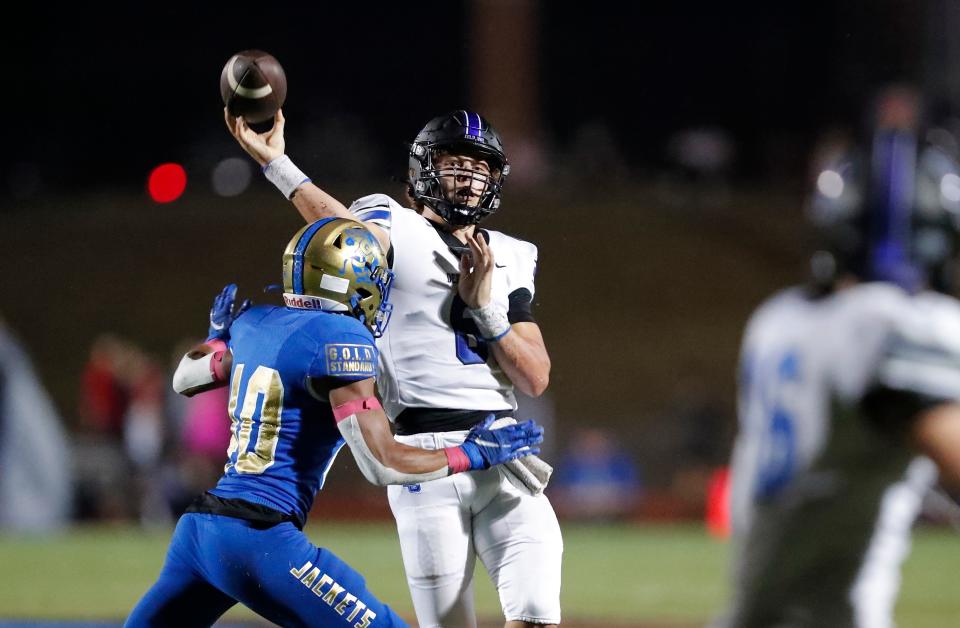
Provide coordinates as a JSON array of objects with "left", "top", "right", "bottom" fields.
[
  {"left": 723, "top": 282, "right": 960, "bottom": 628},
  {"left": 349, "top": 194, "right": 539, "bottom": 422}
]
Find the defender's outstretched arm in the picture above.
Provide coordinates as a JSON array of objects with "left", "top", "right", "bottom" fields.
[{"left": 328, "top": 378, "right": 542, "bottom": 486}]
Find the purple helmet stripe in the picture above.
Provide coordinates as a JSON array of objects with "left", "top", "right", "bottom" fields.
[{"left": 466, "top": 111, "right": 481, "bottom": 138}]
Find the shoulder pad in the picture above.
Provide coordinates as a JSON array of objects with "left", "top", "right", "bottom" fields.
[
  {"left": 349, "top": 193, "right": 404, "bottom": 213},
  {"left": 875, "top": 289, "right": 960, "bottom": 400},
  {"left": 485, "top": 230, "right": 538, "bottom": 263}
]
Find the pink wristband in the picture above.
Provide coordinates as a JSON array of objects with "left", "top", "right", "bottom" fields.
[
  {"left": 207, "top": 339, "right": 228, "bottom": 382},
  {"left": 332, "top": 397, "right": 383, "bottom": 423},
  {"left": 444, "top": 446, "right": 471, "bottom": 474}
]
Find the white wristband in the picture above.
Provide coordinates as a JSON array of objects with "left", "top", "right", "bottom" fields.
[
  {"left": 468, "top": 302, "right": 511, "bottom": 341},
  {"left": 262, "top": 155, "right": 311, "bottom": 199}
]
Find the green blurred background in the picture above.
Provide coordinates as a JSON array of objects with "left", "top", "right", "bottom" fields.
[{"left": 2, "top": 523, "right": 958, "bottom": 626}]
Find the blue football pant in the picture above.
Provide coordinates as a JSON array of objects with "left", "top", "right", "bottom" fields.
[{"left": 125, "top": 513, "right": 408, "bottom": 628}]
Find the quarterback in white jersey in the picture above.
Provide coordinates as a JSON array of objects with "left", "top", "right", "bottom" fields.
[
  {"left": 719, "top": 95, "right": 960, "bottom": 628},
  {"left": 349, "top": 192, "right": 539, "bottom": 420},
  {"left": 227, "top": 108, "right": 562, "bottom": 628}
]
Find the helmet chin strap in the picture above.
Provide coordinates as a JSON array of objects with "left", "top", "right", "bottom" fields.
[
  {"left": 444, "top": 204, "right": 482, "bottom": 226},
  {"left": 428, "top": 195, "right": 489, "bottom": 227}
]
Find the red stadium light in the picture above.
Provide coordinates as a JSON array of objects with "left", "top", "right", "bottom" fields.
[{"left": 147, "top": 163, "right": 187, "bottom": 203}]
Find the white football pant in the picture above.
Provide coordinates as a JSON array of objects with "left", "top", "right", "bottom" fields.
[{"left": 388, "top": 430, "right": 563, "bottom": 627}]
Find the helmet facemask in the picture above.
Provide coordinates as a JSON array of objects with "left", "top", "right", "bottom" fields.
[
  {"left": 412, "top": 145, "right": 508, "bottom": 226},
  {"left": 350, "top": 264, "right": 394, "bottom": 338}
]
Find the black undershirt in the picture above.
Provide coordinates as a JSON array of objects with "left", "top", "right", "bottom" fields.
[
  {"left": 186, "top": 492, "right": 306, "bottom": 530},
  {"left": 394, "top": 407, "right": 515, "bottom": 436}
]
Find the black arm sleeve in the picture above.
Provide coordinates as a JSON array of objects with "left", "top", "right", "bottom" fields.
[{"left": 508, "top": 287, "right": 536, "bottom": 324}]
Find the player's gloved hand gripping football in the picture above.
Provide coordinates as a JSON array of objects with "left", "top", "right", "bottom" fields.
[
  {"left": 207, "top": 283, "right": 252, "bottom": 342},
  {"left": 445, "top": 414, "right": 544, "bottom": 473}
]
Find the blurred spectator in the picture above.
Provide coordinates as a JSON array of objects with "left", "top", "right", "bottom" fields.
[
  {"left": 161, "top": 338, "right": 231, "bottom": 517},
  {"left": 74, "top": 334, "right": 171, "bottom": 524},
  {"left": 164, "top": 338, "right": 194, "bottom": 443},
  {"left": 0, "top": 317, "right": 71, "bottom": 532},
  {"left": 181, "top": 386, "right": 230, "bottom": 464},
  {"left": 178, "top": 385, "right": 231, "bottom": 502},
  {"left": 121, "top": 346, "right": 166, "bottom": 472},
  {"left": 78, "top": 333, "right": 128, "bottom": 437},
  {"left": 119, "top": 345, "right": 170, "bottom": 526},
  {"left": 74, "top": 334, "right": 131, "bottom": 521},
  {"left": 667, "top": 126, "right": 736, "bottom": 178},
  {"left": 550, "top": 427, "right": 642, "bottom": 521},
  {"left": 661, "top": 126, "right": 736, "bottom": 210}
]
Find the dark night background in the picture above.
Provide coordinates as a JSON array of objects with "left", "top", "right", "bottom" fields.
[
  {"left": 3, "top": 0, "right": 958, "bottom": 507},
  {"left": 5, "top": 2, "right": 936, "bottom": 191}
]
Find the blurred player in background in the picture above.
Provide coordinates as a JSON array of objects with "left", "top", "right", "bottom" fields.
[
  {"left": 126, "top": 219, "right": 543, "bottom": 628},
  {"left": 227, "top": 109, "right": 563, "bottom": 628},
  {"left": 717, "top": 87, "right": 960, "bottom": 628}
]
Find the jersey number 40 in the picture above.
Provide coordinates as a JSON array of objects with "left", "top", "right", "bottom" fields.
[{"left": 225, "top": 364, "right": 284, "bottom": 474}]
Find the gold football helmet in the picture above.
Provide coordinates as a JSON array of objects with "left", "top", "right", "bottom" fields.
[{"left": 281, "top": 217, "right": 393, "bottom": 337}]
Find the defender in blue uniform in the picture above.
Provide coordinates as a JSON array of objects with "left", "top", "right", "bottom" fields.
[{"left": 126, "top": 218, "right": 544, "bottom": 628}]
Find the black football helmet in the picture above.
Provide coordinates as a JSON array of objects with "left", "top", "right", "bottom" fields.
[
  {"left": 408, "top": 111, "right": 510, "bottom": 226},
  {"left": 807, "top": 127, "right": 960, "bottom": 293}
]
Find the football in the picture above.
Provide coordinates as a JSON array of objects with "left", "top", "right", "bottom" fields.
[{"left": 220, "top": 50, "right": 287, "bottom": 124}]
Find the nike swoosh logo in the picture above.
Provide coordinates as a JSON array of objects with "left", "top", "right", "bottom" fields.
[
  {"left": 210, "top": 321, "right": 225, "bottom": 330},
  {"left": 473, "top": 438, "right": 504, "bottom": 448},
  {"left": 494, "top": 263, "right": 507, "bottom": 268}
]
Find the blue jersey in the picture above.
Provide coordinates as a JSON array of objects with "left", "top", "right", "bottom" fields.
[
  {"left": 209, "top": 305, "right": 378, "bottom": 522},
  {"left": 126, "top": 305, "right": 408, "bottom": 627}
]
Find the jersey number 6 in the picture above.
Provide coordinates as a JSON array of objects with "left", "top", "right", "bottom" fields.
[{"left": 449, "top": 294, "right": 490, "bottom": 365}]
